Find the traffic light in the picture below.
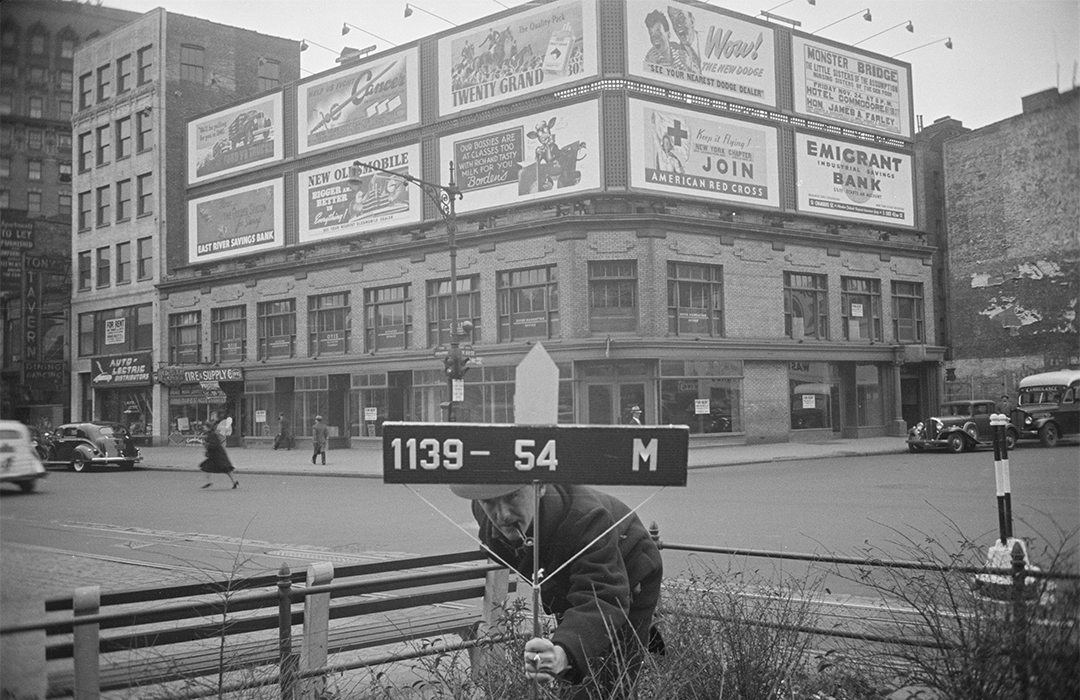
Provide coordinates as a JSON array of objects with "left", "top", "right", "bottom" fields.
[{"left": 443, "top": 349, "right": 470, "bottom": 379}]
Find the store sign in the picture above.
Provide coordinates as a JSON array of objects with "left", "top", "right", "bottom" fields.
[
  {"left": 104, "top": 318, "right": 126, "bottom": 345},
  {"left": 0, "top": 220, "right": 34, "bottom": 250},
  {"left": 182, "top": 368, "right": 245, "bottom": 383},
  {"left": 91, "top": 353, "right": 153, "bottom": 386},
  {"left": 23, "top": 361, "right": 65, "bottom": 391}
]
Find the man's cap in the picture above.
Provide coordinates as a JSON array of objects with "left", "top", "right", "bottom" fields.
[
  {"left": 631, "top": 405, "right": 641, "bottom": 412},
  {"left": 449, "top": 483, "right": 525, "bottom": 500},
  {"left": 315, "top": 415, "right": 323, "bottom": 421}
]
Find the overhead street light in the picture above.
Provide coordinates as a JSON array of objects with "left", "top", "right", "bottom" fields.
[
  {"left": 852, "top": 20, "right": 914, "bottom": 47},
  {"left": 812, "top": 8, "right": 872, "bottom": 35},
  {"left": 404, "top": 3, "right": 458, "bottom": 26},
  {"left": 892, "top": 36, "right": 953, "bottom": 58}
]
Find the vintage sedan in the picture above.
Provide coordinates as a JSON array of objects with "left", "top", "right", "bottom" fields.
[
  {"left": 47, "top": 422, "right": 143, "bottom": 472},
  {"left": 907, "top": 400, "right": 1018, "bottom": 454},
  {"left": 0, "top": 421, "right": 48, "bottom": 492}
]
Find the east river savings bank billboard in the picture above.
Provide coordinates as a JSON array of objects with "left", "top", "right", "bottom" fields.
[
  {"left": 437, "top": 0, "right": 599, "bottom": 117},
  {"left": 188, "top": 179, "right": 285, "bottom": 264},
  {"left": 627, "top": 97, "right": 780, "bottom": 210}
]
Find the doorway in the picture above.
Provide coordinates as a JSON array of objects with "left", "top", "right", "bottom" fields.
[
  {"left": 584, "top": 381, "right": 646, "bottom": 424},
  {"left": 328, "top": 374, "right": 350, "bottom": 447}
]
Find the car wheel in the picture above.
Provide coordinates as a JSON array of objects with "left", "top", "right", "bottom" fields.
[
  {"left": 1039, "top": 423, "right": 1060, "bottom": 448},
  {"left": 1005, "top": 430, "right": 1018, "bottom": 451},
  {"left": 72, "top": 453, "right": 90, "bottom": 472},
  {"left": 908, "top": 443, "right": 924, "bottom": 453},
  {"left": 947, "top": 433, "right": 967, "bottom": 453},
  {"left": 19, "top": 481, "right": 36, "bottom": 493}
]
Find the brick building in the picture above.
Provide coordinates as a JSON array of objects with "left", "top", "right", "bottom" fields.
[
  {"left": 68, "top": 8, "right": 300, "bottom": 440},
  {"left": 0, "top": 0, "right": 139, "bottom": 424},
  {"left": 942, "top": 87, "right": 1080, "bottom": 399},
  {"left": 136, "top": 0, "right": 939, "bottom": 446}
]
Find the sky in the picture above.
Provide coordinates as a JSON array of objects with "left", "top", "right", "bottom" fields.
[{"left": 98, "top": 0, "right": 1079, "bottom": 131}]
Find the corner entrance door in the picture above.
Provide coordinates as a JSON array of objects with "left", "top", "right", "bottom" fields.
[{"left": 585, "top": 382, "right": 646, "bottom": 424}]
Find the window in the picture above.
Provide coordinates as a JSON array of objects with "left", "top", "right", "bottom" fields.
[
  {"left": 95, "top": 125, "right": 110, "bottom": 165},
  {"left": 257, "top": 299, "right": 296, "bottom": 359},
  {"left": 497, "top": 266, "right": 559, "bottom": 341},
  {"left": 790, "top": 362, "right": 838, "bottom": 430},
  {"left": 1, "top": 28, "right": 15, "bottom": 50},
  {"left": 27, "top": 191, "right": 41, "bottom": 213},
  {"left": 96, "top": 246, "right": 110, "bottom": 287},
  {"left": 78, "top": 313, "right": 94, "bottom": 355},
  {"left": 136, "top": 109, "right": 152, "bottom": 151},
  {"left": 1, "top": 125, "right": 11, "bottom": 149},
  {"left": 116, "top": 117, "right": 131, "bottom": 159},
  {"left": 58, "top": 133, "right": 72, "bottom": 153},
  {"left": 59, "top": 70, "right": 73, "bottom": 91},
  {"left": 58, "top": 192, "right": 71, "bottom": 216},
  {"left": 0, "top": 157, "right": 7, "bottom": 177},
  {"left": 60, "top": 37, "right": 75, "bottom": 59},
  {"left": 841, "top": 277, "right": 882, "bottom": 341},
  {"left": 784, "top": 272, "right": 829, "bottom": 340},
  {"left": 29, "top": 96, "right": 43, "bottom": 118},
  {"left": 30, "top": 34, "right": 45, "bottom": 55},
  {"left": 27, "top": 160, "right": 41, "bottom": 181},
  {"left": 116, "top": 179, "right": 131, "bottom": 221},
  {"left": 27, "top": 130, "right": 42, "bottom": 151},
  {"left": 0, "top": 94, "right": 10, "bottom": 115},
  {"left": 660, "top": 360, "right": 744, "bottom": 434},
  {"left": 427, "top": 276, "right": 480, "bottom": 347},
  {"left": 309, "top": 293, "right": 351, "bottom": 356},
  {"left": 136, "top": 173, "right": 153, "bottom": 215},
  {"left": 58, "top": 100, "right": 72, "bottom": 121},
  {"left": 667, "top": 262, "right": 724, "bottom": 337},
  {"left": 212, "top": 306, "right": 246, "bottom": 362},
  {"left": 257, "top": 59, "right": 280, "bottom": 91},
  {"left": 59, "top": 161, "right": 71, "bottom": 183},
  {"left": 96, "top": 64, "right": 111, "bottom": 102},
  {"left": 0, "top": 190, "right": 7, "bottom": 209},
  {"left": 116, "top": 241, "right": 131, "bottom": 284},
  {"left": 78, "top": 131, "right": 91, "bottom": 171},
  {"left": 78, "top": 251, "right": 91, "bottom": 291},
  {"left": 589, "top": 260, "right": 637, "bottom": 333},
  {"left": 116, "top": 54, "right": 132, "bottom": 93},
  {"left": 95, "top": 184, "right": 110, "bottom": 226},
  {"left": 136, "top": 237, "right": 153, "bottom": 279},
  {"left": 78, "top": 72, "right": 92, "bottom": 109},
  {"left": 169, "top": 312, "right": 202, "bottom": 364},
  {"left": 29, "top": 67, "right": 47, "bottom": 85},
  {"left": 137, "top": 45, "right": 154, "bottom": 85},
  {"left": 77, "top": 191, "right": 91, "bottom": 229},
  {"left": 364, "top": 285, "right": 410, "bottom": 352},
  {"left": 180, "top": 45, "right": 205, "bottom": 83},
  {"left": 892, "top": 281, "right": 925, "bottom": 343}
]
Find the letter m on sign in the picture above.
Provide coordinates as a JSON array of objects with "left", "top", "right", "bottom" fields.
[{"left": 632, "top": 439, "right": 658, "bottom": 472}]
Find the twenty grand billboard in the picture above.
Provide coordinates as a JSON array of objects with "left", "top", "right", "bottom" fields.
[
  {"left": 297, "top": 144, "right": 423, "bottom": 244},
  {"left": 437, "top": 0, "right": 598, "bottom": 117},
  {"left": 628, "top": 97, "right": 780, "bottom": 209},
  {"left": 795, "top": 133, "right": 914, "bottom": 227},
  {"left": 439, "top": 99, "right": 601, "bottom": 214},
  {"left": 625, "top": 0, "right": 777, "bottom": 108},
  {"left": 188, "top": 179, "right": 285, "bottom": 264},
  {"left": 296, "top": 48, "right": 421, "bottom": 155},
  {"left": 188, "top": 94, "right": 284, "bottom": 185},
  {"left": 791, "top": 36, "right": 912, "bottom": 139}
]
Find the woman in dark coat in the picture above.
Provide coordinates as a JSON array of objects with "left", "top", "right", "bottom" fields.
[{"left": 200, "top": 418, "right": 238, "bottom": 489}]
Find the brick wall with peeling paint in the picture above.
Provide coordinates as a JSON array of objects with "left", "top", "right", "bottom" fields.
[{"left": 944, "top": 87, "right": 1079, "bottom": 387}]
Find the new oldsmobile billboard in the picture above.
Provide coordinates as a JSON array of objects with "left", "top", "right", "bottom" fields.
[
  {"left": 795, "top": 133, "right": 914, "bottom": 227},
  {"left": 791, "top": 36, "right": 912, "bottom": 139},
  {"left": 297, "top": 48, "right": 420, "bottom": 155},
  {"left": 188, "top": 94, "right": 283, "bottom": 185},
  {"left": 625, "top": 0, "right": 777, "bottom": 108},
  {"left": 439, "top": 99, "right": 600, "bottom": 214},
  {"left": 438, "top": 0, "right": 598, "bottom": 117},
  {"left": 188, "top": 179, "right": 285, "bottom": 264},
  {"left": 297, "top": 144, "right": 423, "bottom": 244},
  {"left": 628, "top": 97, "right": 780, "bottom": 209}
]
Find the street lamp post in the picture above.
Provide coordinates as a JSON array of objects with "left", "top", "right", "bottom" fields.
[{"left": 347, "top": 160, "right": 466, "bottom": 421}]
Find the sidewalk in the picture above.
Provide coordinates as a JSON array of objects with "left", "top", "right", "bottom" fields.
[{"left": 124, "top": 435, "right": 910, "bottom": 478}]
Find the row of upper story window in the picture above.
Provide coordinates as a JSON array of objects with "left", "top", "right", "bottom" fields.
[
  {"left": 1, "top": 124, "right": 71, "bottom": 155},
  {"left": 0, "top": 89, "right": 74, "bottom": 121},
  {"left": 1, "top": 156, "right": 71, "bottom": 183},
  {"left": 1, "top": 26, "right": 80, "bottom": 60},
  {"left": 76, "top": 238, "right": 155, "bottom": 293},
  {"left": 75, "top": 174, "right": 154, "bottom": 232},
  {"left": 74, "top": 262, "right": 929, "bottom": 363},
  {"left": 76, "top": 113, "right": 154, "bottom": 171},
  {"left": 0, "top": 63, "right": 74, "bottom": 93},
  {"left": 0, "top": 188, "right": 70, "bottom": 217}
]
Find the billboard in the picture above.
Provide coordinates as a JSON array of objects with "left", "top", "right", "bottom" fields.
[
  {"left": 188, "top": 94, "right": 283, "bottom": 185},
  {"left": 296, "top": 48, "right": 421, "bottom": 155},
  {"left": 297, "top": 144, "right": 423, "bottom": 244},
  {"left": 438, "top": 0, "right": 598, "bottom": 117},
  {"left": 625, "top": 0, "right": 777, "bottom": 107},
  {"left": 795, "top": 133, "right": 914, "bottom": 227},
  {"left": 188, "top": 179, "right": 285, "bottom": 264},
  {"left": 438, "top": 99, "right": 600, "bottom": 214},
  {"left": 628, "top": 97, "right": 780, "bottom": 209},
  {"left": 791, "top": 36, "right": 912, "bottom": 139}
]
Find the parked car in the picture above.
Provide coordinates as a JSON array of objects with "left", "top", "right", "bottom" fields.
[
  {"left": 907, "top": 399, "right": 1018, "bottom": 453},
  {"left": 0, "top": 420, "right": 48, "bottom": 492},
  {"left": 46, "top": 422, "right": 143, "bottom": 472},
  {"left": 1013, "top": 369, "right": 1080, "bottom": 447}
]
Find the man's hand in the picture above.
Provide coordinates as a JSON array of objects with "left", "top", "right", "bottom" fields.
[{"left": 523, "top": 637, "right": 569, "bottom": 683}]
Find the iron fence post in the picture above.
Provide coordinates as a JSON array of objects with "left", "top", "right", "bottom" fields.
[
  {"left": 1011, "top": 542, "right": 1030, "bottom": 700},
  {"left": 278, "top": 562, "right": 298, "bottom": 700}
]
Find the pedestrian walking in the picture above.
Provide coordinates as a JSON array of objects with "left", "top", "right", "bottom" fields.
[
  {"left": 199, "top": 414, "right": 238, "bottom": 489},
  {"left": 311, "top": 415, "right": 328, "bottom": 465},
  {"left": 627, "top": 405, "right": 643, "bottom": 425},
  {"left": 274, "top": 412, "right": 292, "bottom": 450}
]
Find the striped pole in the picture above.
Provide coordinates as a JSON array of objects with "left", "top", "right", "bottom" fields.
[{"left": 990, "top": 413, "right": 1012, "bottom": 545}]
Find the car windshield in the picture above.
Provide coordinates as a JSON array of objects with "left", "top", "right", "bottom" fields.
[
  {"left": 1020, "top": 390, "right": 1061, "bottom": 405},
  {"left": 97, "top": 425, "right": 119, "bottom": 436},
  {"left": 942, "top": 405, "right": 971, "bottom": 417},
  {"left": 0, "top": 429, "right": 22, "bottom": 439}
]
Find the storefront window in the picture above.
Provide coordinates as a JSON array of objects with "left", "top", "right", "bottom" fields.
[
  {"left": 295, "top": 375, "right": 328, "bottom": 437},
  {"left": 212, "top": 305, "right": 246, "bottom": 362},
  {"left": 790, "top": 361, "right": 839, "bottom": 430},
  {"left": 309, "top": 293, "right": 350, "bottom": 356},
  {"left": 841, "top": 277, "right": 882, "bottom": 341},
  {"left": 855, "top": 363, "right": 885, "bottom": 426},
  {"left": 364, "top": 285, "right": 410, "bottom": 352},
  {"left": 83, "top": 304, "right": 151, "bottom": 355},
  {"left": 350, "top": 372, "right": 388, "bottom": 437},
  {"left": 169, "top": 311, "right": 201, "bottom": 364},
  {"left": 497, "top": 265, "right": 559, "bottom": 342},
  {"left": 668, "top": 262, "right": 724, "bottom": 337},
  {"left": 244, "top": 379, "right": 274, "bottom": 437},
  {"left": 257, "top": 299, "right": 295, "bottom": 359},
  {"left": 427, "top": 276, "right": 480, "bottom": 347},
  {"left": 589, "top": 261, "right": 637, "bottom": 333},
  {"left": 660, "top": 360, "right": 743, "bottom": 434},
  {"left": 784, "top": 272, "right": 829, "bottom": 340}
]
